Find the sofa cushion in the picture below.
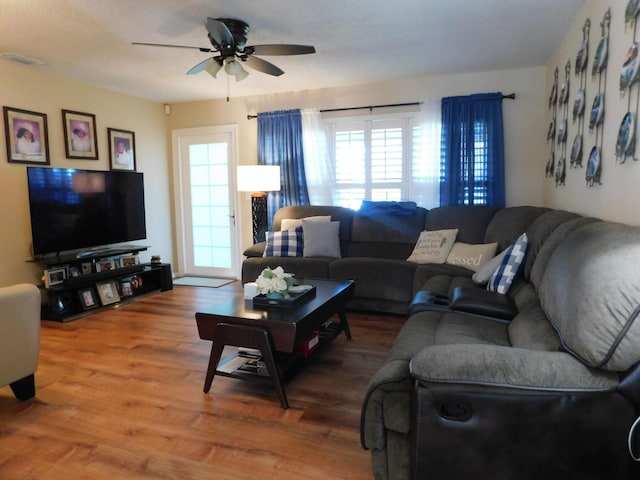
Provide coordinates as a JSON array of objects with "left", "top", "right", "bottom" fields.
[
  {"left": 445, "top": 242, "right": 497, "bottom": 272},
  {"left": 302, "top": 220, "right": 341, "bottom": 258},
  {"left": 488, "top": 233, "right": 528, "bottom": 294},
  {"left": 483, "top": 206, "right": 550, "bottom": 252},
  {"left": 351, "top": 205, "right": 427, "bottom": 243},
  {"left": 407, "top": 229, "right": 458, "bottom": 264},
  {"left": 330, "top": 257, "right": 417, "bottom": 306},
  {"left": 521, "top": 210, "right": 582, "bottom": 281},
  {"left": 540, "top": 222, "right": 640, "bottom": 371},
  {"left": 425, "top": 206, "right": 500, "bottom": 244},
  {"left": 529, "top": 216, "right": 600, "bottom": 292},
  {"left": 263, "top": 227, "right": 303, "bottom": 257}
]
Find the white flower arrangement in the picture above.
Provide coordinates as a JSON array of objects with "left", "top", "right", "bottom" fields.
[{"left": 255, "top": 266, "right": 295, "bottom": 296}]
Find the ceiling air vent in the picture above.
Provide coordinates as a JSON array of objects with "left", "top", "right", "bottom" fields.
[{"left": 0, "top": 52, "right": 46, "bottom": 66}]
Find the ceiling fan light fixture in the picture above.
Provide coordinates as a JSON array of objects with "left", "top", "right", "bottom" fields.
[
  {"left": 205, "top": 60, "right": 223, "bottom": 78},
  {"left": 224, "top": 58, "right": 249, "bottom": 82}
]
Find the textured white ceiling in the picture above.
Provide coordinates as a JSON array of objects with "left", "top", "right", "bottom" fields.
[{"left": 0, "top": 0, "right": 585, "bottom": 103}]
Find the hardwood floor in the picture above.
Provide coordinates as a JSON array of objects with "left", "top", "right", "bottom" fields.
[{"left": 0, "top": 282, "right": 405, "bottom": 479}]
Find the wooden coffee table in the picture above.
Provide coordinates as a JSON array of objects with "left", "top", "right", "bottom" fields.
[{"left": 195, "top": 278, "right": 355, "bottom": 408}]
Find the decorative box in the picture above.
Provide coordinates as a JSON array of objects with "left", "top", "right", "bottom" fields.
[{"left": 296, "top": 331, "right": 320, "bottom": 357}]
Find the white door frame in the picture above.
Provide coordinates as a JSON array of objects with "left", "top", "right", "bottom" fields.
[{"left": 171, "top": 124, "right": 241, "bottom": 279}]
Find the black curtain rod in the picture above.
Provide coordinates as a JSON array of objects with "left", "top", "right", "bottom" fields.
[{"left": 246, "top": 93, "right": 515, "bottom": 120}]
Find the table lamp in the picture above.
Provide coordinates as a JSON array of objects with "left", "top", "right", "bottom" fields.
[{"left": 237, "top": 165, "right": 281, "bottom": 243}]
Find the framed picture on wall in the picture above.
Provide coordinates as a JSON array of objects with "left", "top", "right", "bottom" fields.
[
  {"left": 62, "top": 109, "right": 98, "bottom": 159},
  {"left": 2, "top": 106, "right": 50, "bottom": 165},
  {"left": 108, "top": 127, "right": 136, "bottom": 171}
]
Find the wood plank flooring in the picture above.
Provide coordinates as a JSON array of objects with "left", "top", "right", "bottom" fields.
[{"left": 0, "top": 282, "right": 405, "bottom": 479}]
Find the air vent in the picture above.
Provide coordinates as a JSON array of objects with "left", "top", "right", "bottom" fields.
[{"left": 0, "top": 52, "right": 46, "bottom": 66}]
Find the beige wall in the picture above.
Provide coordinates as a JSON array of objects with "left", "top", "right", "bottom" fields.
[
  {"left": 544, "top": 0, "right": 640, "bottom": 226},
  {"left": 0, "top": 61, "right": 172, "bottom": 287},
  {"left": 167, "top": 66, "right": 548, "bottom": 252}
]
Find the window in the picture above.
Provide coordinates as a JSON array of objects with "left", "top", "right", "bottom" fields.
[
  {"left": 325, "top": 113, "right": 438, "bottom": 209},
  {"left": 453, "top": 121, "right": 489, "bottom": 205}
]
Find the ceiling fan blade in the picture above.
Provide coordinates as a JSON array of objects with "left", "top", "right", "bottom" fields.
[
  {"left": 206, "top": 18, "right": 234, "bottom": 48},
  {"left": 132, "top": 42, "right": 215, "bottom": 53},
  {"left": 249, "top": 44, "right": 316, "bottom": 56},
  {"left": 243, "top": 55, "right": 284, "bottom": 76},
  {"left": 187, "top": 57, "right": 217, "bottom": 75}
]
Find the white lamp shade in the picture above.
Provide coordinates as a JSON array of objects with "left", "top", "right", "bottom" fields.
[
  {"left": 205, "top": 60, "right": 223, "bottom": 78},
  {"left": 225, "top": 58, "right": 249, "bottom": 82},
  {"left": 237, "top": 165, "right": 281, "bottom": 192}
]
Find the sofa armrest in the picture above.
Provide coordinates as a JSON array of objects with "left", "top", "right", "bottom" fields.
[
  {"left": 449, "top": 286, "right": 517, "bottom": 320},
  {"left": 360, "top": 359, "right": 413, "bottom": 450},
  {"left": 410, "top": 344, "right": 619, "bottom": 392},
  {"left": 243, "top": 241, "right": 266, "bottom": 258}
]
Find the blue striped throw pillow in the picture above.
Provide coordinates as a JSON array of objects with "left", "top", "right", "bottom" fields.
[
  {"left": 487, "top": 233, "right": 528, "bottom": 294},
  {"left": 263, "top": 226, "right": 304, "bottom": 257}
]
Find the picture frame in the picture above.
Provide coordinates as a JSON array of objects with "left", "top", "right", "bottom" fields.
[
  {"left": 96, "top": 280, "right": 121, "bottom": 306},
  {"left": 78, "top": 286, "right": 100, "bottom": 310},
  {"left": 2, "top": 106, "right": 50, "bottom": 165},
  {"left": 62, "top": 109, "right": 98, "bottom": 160},
  {"left": 95, "top": 258, "right": 118, "bottom": 272},
  {"left": 108, "top": 128, "right": 136, "bottom": 171},
  {"left": 120, "top": 254, "right": 139, "bottom": 267},
  {"left": 120, "top": 280, "right": 134, "bottom": 298},
  {"left": 44, "top": 267, "right": 68, "bottom": 288}
]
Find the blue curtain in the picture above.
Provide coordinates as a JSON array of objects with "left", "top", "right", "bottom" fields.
[
  {"left": 257, "top": 109, "right": 310, "bottom": 229},
  {"left": 440, "top": 92, "right": 505, "bottom": 207}
]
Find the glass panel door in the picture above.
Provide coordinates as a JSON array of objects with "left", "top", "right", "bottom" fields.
[{"left": 173, "top": 126, "right": 238, "bottom": 279}]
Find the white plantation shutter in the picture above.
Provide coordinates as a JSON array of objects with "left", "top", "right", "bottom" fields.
[{"left": 324, "top": 106, "right": 439, "bottom": 209}]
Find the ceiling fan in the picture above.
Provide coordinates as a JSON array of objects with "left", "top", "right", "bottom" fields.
[{"left": 133, "top": 17, "right": 316, "bottom": 82}]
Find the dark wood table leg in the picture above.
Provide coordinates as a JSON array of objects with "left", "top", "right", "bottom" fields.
[
  {"left": 202, "top": 322, "right": 289, "bottom": 409},
  {"left": 337, "top": 310, "right": 352, "bottom": 340},
  {"left": 203, "top": 333, "right": 226, "bottom": 393}
]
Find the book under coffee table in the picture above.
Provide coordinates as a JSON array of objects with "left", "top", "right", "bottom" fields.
[{"left": 195, "top": 278, "right": 355, "bottom": 408}]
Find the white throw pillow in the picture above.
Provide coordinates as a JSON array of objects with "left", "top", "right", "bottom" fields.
[
  {"left": 472, "top": 248, "right": 509, "bottom": 284},
  {"left": 302, "top": 220, "right": 342, "bottom": 258},
  {"left": 406, "top": 229, "right": 458, "bottom": 264},
  {"left": 446, "top": 242, "right": 498, "bottom": 272},
  {"left": 280, "top": 215, "right": 331, "bottom": 231}
]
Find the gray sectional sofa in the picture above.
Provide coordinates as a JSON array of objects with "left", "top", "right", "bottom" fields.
[{"left": 241, "top": 203, "right": 640, "bottom": 480}]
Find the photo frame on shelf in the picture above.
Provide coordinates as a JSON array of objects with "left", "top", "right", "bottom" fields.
[
  {"left": 2, "top": 106, "right": 50, "bottom": 165},
  {"left": 120, "top": 254, "right": 139, "bottom": 267},
  {"left": 62, "top": 109, "right": 98, "bottom": 160},
  {"left": 120, "top": 279, "right": 134, "bottom": 298},
  {"left": 78, "top": 286, "right": 100, "bottom": 310},
  {"left": 96, "top": 280, "right": 121, "bottom": 306},
  {"left": 81, "top": 262, "right": 93, "bottom": 275},
  {"left": 44, "top": 267, "right": 68, "bottom": 288},
  {"left": 108, "top": 128, "right": 136, "bottom": 171},
  {"left": 95, "top": 258, "right": 118, "bottom": 272}
]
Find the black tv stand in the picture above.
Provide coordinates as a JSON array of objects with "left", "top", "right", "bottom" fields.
[{"left": 33, "top": 245, "right": 172, "bottom": 322}]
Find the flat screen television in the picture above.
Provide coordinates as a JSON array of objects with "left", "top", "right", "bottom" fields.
[{"left": 26, "top": 167, "right": 147, "bottom": 257}]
